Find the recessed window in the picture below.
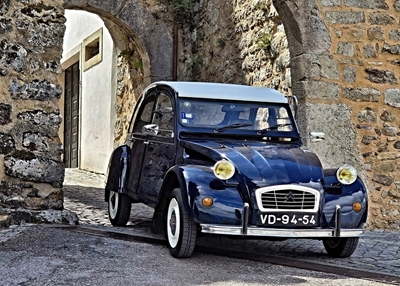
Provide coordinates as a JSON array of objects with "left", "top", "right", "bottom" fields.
[{"left": 82, "top": 28, "right": 102, "bottom": 71}]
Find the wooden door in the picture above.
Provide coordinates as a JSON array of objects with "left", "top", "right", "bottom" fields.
[{"left": 64, "top": 62, "right": 80, "bottom": 168}]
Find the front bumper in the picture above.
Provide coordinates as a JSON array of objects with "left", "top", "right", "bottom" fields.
[{"left": 200, "top": 204, "right": 364, "bottom": 238}]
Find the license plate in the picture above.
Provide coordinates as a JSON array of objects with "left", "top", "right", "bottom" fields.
[{"left": 259, "top": 213, "right": 319, "bottom": 227}]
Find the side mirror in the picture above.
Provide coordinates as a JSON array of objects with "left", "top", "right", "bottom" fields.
[
  {"left": 287, "top": 95, "right": 298, "bottom": 119},
  {"left": 310, "top": 131, "right": 325, "bottom": 142},
  {"left": 142, "top": 124, "right": 159, "bottom": 135}
]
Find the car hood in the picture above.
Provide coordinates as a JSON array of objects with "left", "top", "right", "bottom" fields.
[{"left": 181, "top": 139, "right": 324, "bottom": 186}]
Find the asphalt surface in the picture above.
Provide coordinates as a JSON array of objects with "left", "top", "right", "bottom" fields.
[{"left": 0, "top": 168, "right": 399, "bottom": 285}]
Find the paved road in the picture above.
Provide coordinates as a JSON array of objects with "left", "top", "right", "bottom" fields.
[
  {"left": 61, "top": 168, "right": 400, "bottom": 279},
  {"left": 2, "top": 168, "right": 396, "bottom": 285}
]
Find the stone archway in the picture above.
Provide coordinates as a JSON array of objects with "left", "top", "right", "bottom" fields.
[
  {"left": 63, "top": 0, "right": 174, "bottom": 83},
  {"left": 272, "top": 0, "right": 364, "bottom": 175}
]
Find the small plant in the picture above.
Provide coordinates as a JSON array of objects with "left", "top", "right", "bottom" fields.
[
  {"left": 217, "top": 38, "right": 226, "bottom": 47},
  {"left": 257, "top": 33, "right": 271, "bottom": 52},
  {"left": 119, "top": 50, "right": 134, "bottom": 59},
  {"left": 192, "top": 54, "right": 203, "bottom": 67},
  {"left": 158, "top": 0, "right": 196, "bottom": 26},
  {"left": 133, "top": 58, "right": 143, "bottom": 70},
  {"left": 255, "top": 2, "right": 268, "bottom": 11}
]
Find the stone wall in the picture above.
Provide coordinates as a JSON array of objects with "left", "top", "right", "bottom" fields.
[
  {"left": 0, "top": 0, "right": 76, "bottom": 226},
  {"left": 315, "top": 0, "right": 400, "bottom": 229}
]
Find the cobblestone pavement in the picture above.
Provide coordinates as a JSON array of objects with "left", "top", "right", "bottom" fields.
[{"left": 63, "top": 168, "right": 400, "bottom": 280}]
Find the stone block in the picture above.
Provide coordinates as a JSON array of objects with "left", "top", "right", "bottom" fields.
[
  {"left": 373, "top": 174, "right": 394, "bottom": 186},
  {"left": 0, "top": 133, "right": 15, "bottom": 154},
  {"left": 389, "top": 30, "right": 400, "bottom": 42},
  {"left": 0, "top": 18, "right": 12, "bottom": 33},
  {"left": 0, "top": 0, "right": 10, "bottom": 15},
  {"left": 320, "top": 0, "right": 340, "bottom": 6},
  {"left": 343, "top": 66, "right": 356, "bottom": 83},
  {"left": 337, "top": 42, "right": 354, "bottom": 56},
  {"left": 374, "top": 162, "right": 396, "bottom": 173},
  {"left": 0, "top": 103, "right": 12, "bottom": 125},
  {"left": 377, "top": 152, "right": 400, "bottom": 161},
  {"left": 357, "top": 108, "right": 377, "bottom": 122},
  {"left": 0, "top": 39, "right": 27, "bottom": 72},
  {"left": 293, "top": 81, "right": 339, "bottom": 101},
  {"left": 364, "top": 44, "right": 376, "bottom": 58},
  {"left": 326, "top": 11, "right": 365, "bottom": 24},
  {"left": 380, "top": 110, "right": 396, "bottom": 122},
  {"left": 4, "top": 154, "right": 64, "bottom": 185},
  {"left": 369, "top": 12, "right": 396, "bottom": 25},
  {"left": 9, "top": 78, "right": 62, "bottom": 101},
  {"left": 365, "top": 68, "right": 397, "bottom": 84},
  {"left": 384, "top": 89, "right": 400, "bottom": 107},
  {"left": 344, "top": 0, "right": 388, "bottom": 9},
  {"left": 382, "top": 43, "right": 400, "bottom": 55},
  {"left": 343, "top": 87, "right": 380, "bottom": 102},
  {"left": 291, "top": 54, "right": 339, "bottom": 82},
  {"left": 17, "top": 110, "right": 62, "bottom": 129},
  {"left": 396, "top": 0, "right": 400, "bottom": 12},
  {"left": 382, "top": 126, "right": 397, "bottom": 136},
  {"left": 367, "top": 27, "right": 384, "bottom": 41}
]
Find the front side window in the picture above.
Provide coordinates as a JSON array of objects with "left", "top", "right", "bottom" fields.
[
  {"left": 133, "top": 95, "right": 156, "bottom": 133},
  {"left": 178, "top": 99, "right": 297, "bottom": 136}
]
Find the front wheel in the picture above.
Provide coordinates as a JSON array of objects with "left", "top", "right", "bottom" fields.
[
  {"left": 322, "top": 237, "right": 359, "bottom": 258},
  {"left": 166, "top": 188, "right": 197, "bottom": 258},
  {"left": 108, "top": 190, "right": 131, "bottom": 226}
]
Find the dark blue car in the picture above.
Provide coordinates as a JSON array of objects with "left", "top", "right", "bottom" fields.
[{"left": 105, "top": 81, "right": 368, "bottom": 258}]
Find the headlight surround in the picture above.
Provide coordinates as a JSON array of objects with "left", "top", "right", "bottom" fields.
[
  {"left": 213, "top": 160, "right": 235, "bottom": 180},
  {"left": 336, "top": 164, "right": 357, "bottom": 185}
]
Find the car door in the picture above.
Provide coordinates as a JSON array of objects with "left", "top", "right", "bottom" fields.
[
  {"left": 125, "top": 92, "right": 157, "bottom": 199},
  {"left": 137, "top": 92, "right": 176, "bottom": 207}
]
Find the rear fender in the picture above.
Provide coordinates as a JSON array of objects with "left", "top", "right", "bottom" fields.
[{"left": 104, "top": 145, "right": 130, "bottom": 201}]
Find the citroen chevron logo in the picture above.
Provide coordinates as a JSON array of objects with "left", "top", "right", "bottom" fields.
[{"left": 284, "top": 191, "right": 296, "bottom": 202}]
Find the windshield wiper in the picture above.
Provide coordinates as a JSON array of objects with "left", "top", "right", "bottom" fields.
[
  {"left": 257, "top": 123, "right": 292, "bottom": 135},
  {"left": 214, "top": 123, "right": 252, "bottom": 133}
]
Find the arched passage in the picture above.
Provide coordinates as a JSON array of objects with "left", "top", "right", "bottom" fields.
[{"left": 63, "top": 0, "right": 174, "bottom": 83}]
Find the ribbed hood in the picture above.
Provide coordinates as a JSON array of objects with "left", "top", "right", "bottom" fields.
[{"left": 181, "top": 139, "right": 324, "bottom": 186}]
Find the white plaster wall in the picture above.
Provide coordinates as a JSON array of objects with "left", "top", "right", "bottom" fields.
[{"left": 62, "top": 10, "right": 117, "bottom": 174}]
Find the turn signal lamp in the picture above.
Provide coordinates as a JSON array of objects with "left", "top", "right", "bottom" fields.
[
  {"left": 336, "top": 164, "right": 357, "bottom": 185},
  {"left": 202, "top": 197, "right": 213, "bottom": 207},
  {"left": 213, "top": 160, "right": 235, "bottom": 180},
  {"left": 353, "top": 202, "right": 362, "bottom": 212}
]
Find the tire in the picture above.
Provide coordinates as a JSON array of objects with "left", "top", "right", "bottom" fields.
[
  {"left": 323, "top": 237, "right": 359, "bottom": 258},
  {"left": 166, "top": 188, "right": 197, "bottom": 258},
  {"left": 108, "top": 190, "right": 131, "bottom": 226}
]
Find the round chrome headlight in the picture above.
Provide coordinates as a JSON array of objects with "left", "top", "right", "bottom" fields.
[
  {"left": 213, "top": 160, "right": 235, "bottom": 180},
  {"left": 336, "top": 164, "right": 357, "bottom": 185}
]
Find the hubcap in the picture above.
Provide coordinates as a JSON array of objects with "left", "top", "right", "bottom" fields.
[
  {"left": 109, "top": 191, "right": 119, "bottom": 219},
  {"left": 167, "top": 198, "right": 180, "bottom": 248},
  {"left": 325, "top": 238, "right": 340, "bottom": 248}
]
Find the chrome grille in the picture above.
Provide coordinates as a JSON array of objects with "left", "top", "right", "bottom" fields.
[{"left": 255, "top": 185, "right": 320, "bottom": 212}]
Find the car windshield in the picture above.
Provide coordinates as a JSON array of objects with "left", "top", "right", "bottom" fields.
[{"left": 178, "top": 99, "right": 297, "bottom": 135}]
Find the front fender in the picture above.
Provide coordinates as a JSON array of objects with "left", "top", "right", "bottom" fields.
[
  {"left": 165, "top": 165, "right": 244, "bottom": 225},
  {"left": 323, "top": 169, "right": 368, "bottom": 228},
  {"left": 104, "top": 145, "right": 130, "bottom": 201}
]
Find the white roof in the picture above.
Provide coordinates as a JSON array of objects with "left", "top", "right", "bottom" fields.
[{"left": 149, "top": 81, "right": 288, "bottom": 104}]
